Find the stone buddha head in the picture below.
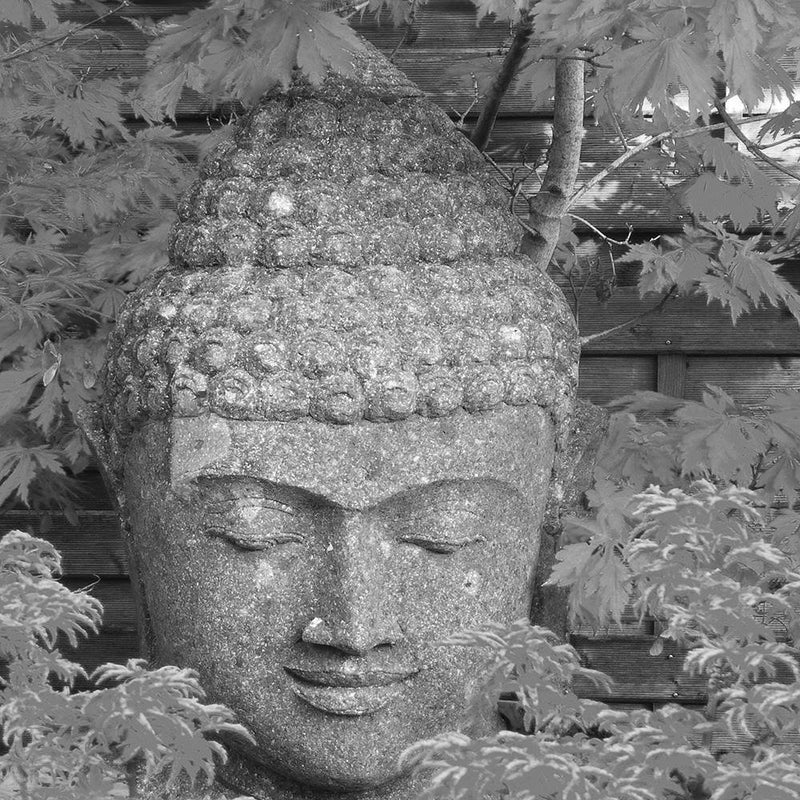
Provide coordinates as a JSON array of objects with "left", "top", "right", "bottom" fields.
[{"left": 92, "top": 43, "right": 579, "bottom": 800}]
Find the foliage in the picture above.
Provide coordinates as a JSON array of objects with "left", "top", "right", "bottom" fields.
[
  {"left": 405, "top": 473, "right": 800, "bottom": 799},
  {"left": 1, "top": 0, "right": 799, "bottom": 510},
  {"left": 0, "top": 529, "right": 254, "bottom": 800},
  {"left": 0, "top": 0, "right": 205, "bottom": 513}
]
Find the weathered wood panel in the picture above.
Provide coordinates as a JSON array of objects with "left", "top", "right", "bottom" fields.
[
  {"left": 62, "top": 629, "right": 141, "bottom": 684},
  {"left": 572, "top": 636, "right": 706, "bottom": 703},
  {"left": 63, "top": 578, "right": 137, "bottom": 632},
  {"left": 684, "top": 356, "right": 800, "bottom": 408},
  {"left": 498, "top": 698, "right": 653, "bottom": 732},
  {"left": 578, "top": 356, "right": 656, "bottom": 404},
  {"left": 576, "top": 288, "right": 800, "bottom": 354},
  {"left": 0, "top": 511, "right": 126, "bottom": 576}
]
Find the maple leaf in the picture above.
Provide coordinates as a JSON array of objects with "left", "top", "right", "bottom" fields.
[
  {"left": 724, "top": 237, "right": 800, "bottom": 323},
  {"left": 700, "top": 137, "right": 754, "bottom": 182},
  {"left": 28, "top": 376, "right": 63, "bottom": 434},
  {"left": 0, "top": 0, "right": 63, "bottom": 28},
  {"left": 760, "top": 452, "right": 800, "bottom": 507},
  {"left": 138, "top": 0, "right": 366, "bottom": 117},
  {"left": 0, "top": 359, "right": 42, "bottom": 421},
  {"left": 471, "top": 0, "right": 527, "bottom": 25},
  {"left": 620, "top": 242, "right": 680, "bottom": 295},
  {"left": 757, "top": 390, "right": 800, "bottom": 504},
  {"left": 707, "top": 0, "right": 797, "bottom": 109},
  {"left": 364, "top": 0, "right": 415, "bottom": 26},
  {"left": 682, "top": 172, "right": 776, "bottom": 231},
  {"left": 758, "top": 101, "right": 800, "bottom": 141},
  {"left": 596, "top": 406, "right": 681, "bottom": 488},
  {"left": 0, "top": 441, "right": 66, "bottom": 506},
  {"left": 49, "top": 78, "right": 128, "bottom": 150},
  {"left": 674, "top": 385, "right": 769, "bottom": 482},
  {"left": 608, "top": 15, "right": 717, "bottom": 119}
]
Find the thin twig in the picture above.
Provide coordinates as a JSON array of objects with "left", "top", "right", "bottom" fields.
[
  {"left": 0, "top": 1, "right": 130, "bottom": 64},
  {"left": 451, "top": 75, "right": 480, "bottom": 132},
  {"left": 579, "top": 287, "right": 677, "bottom": 347},
  {"left": 568, "top": 115, "right": 777, "bottom": 211},
  {"left": 714, "top": 100, "right": 800, "bottom": 183},
  {"left": 560, "top": 253, "right": 592, "bottom": 322},
  {"left": 564, "top": 263, "right": 581, "bottom": 319},
  {"left": 568, "top": 212, "right": 633, "bottom": 246},
  {"left": 607, "top": 104, "right": 629, "bottom": 152},
  {"left": 757, "top": 133, "right": 800, "bottom": 149},
  {"left": 388, "top": 0, "right": 417, "bottom": 63}
]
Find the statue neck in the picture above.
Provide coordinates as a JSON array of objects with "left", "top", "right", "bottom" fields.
[{"left": 215, "top": 754, "right": 430, "bottom": 800}]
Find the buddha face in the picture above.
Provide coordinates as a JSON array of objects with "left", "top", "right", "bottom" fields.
[{"left": 121, "top": 405, "right": 555, "bottom": 791}]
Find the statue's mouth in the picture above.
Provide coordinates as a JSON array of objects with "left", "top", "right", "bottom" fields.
[{"left": 284, "top": 665, "right": 419, "bottom": 716}]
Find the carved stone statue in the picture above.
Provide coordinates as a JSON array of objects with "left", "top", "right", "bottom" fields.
[{"left": 87, "top": 40, "right": 582, "bottom": 800}]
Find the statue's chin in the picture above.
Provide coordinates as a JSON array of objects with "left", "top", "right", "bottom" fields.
[{"left": 220, "top": 745, "right": 410, "bottom": 796}]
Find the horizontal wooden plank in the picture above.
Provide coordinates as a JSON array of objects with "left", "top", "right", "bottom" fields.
[
  {"left": 498, "top": 697, "right": 652, "bottom": 732},
  {"left": 62, "top": 629, "right": 142, "bottom": 689},
  {"left": 577, "top": 356, "right": 656, "bottom": 405},
  {"left": 572, "top": 636, "right": 707, "bottom": 703},
  {"left": 576, "top": 288, "right": 800, "bottom": 354},
  {"left": 63, "top": 578, "right": 137, "bottom": 630},
  {"left": 573, "top": 635, "right": 797, "bottom": 702},
  {"left": 0, "top": 512, "right": 126, "bottom": 576},
  {"left": 684, "top": 356, "right": 800, "bottom": 408}
]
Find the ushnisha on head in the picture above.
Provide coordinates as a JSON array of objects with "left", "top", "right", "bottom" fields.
[
  {"left": 104, "top": 153, "right": 578, "bottom": 463},
  {"left": 100, "top": 46, "right": 578, "bottom": 464}
]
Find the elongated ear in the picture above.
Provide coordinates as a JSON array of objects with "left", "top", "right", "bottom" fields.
[
  {"left": 531, "top": 399, "right": 609, "bottom": 639},
  {"left": 75, "top": 402, "right": 127, "bottom": 517}
]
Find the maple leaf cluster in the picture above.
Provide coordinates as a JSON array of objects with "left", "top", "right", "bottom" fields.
[
  {"left": 0, "top": 530, "right": 255, "bottom": 799},
  {"left": 0, "top": 1, "right": 207, "bottom": 512},
  {"left": 408, "top": 477, "right": 800, "bottom": 799}
]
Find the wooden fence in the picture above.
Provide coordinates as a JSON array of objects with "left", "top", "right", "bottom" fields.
[{"left": 2, "top": 0, "right": 800, "bottom": 724}]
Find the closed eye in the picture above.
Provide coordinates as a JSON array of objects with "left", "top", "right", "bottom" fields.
[
  {"left": 396, "top": 506, "right": 487, "bottom": 554},
  {"left": 204, "top": 498, "right": 305, "bottom": 550},
  {"left": 396, "top": 531, "right": 486, "bottom": 554}
]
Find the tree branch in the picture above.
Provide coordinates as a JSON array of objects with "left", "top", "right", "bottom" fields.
[
  {"left": 567, "top": 114, "right": 778, "bottom": 211},
  {"left": 578, "top": 287, "right": 677, "bottom": 347},
  {"left": 522, "top": 52, "right": 585, "bottom": 271},
  {"left": 568, "top": 212, "right": 632, "bottom": 246},
  {"left": 714, "top": 100, "right": 800, "bottom": 183},
  {"left": 469, "top": 14, "right": 534, "bottom": 153},
  {"left": 0, "top": 1, "right": 130, "bottom": 64}
]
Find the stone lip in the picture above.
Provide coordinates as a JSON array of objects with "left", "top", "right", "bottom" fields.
[
  {"left": 284, "top": 665, "right": 419, "bottom": 687},
  {"left": 285, "top": 660, "right": 420, "bottom": 716}
]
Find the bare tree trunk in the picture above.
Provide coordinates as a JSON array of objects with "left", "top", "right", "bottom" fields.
[
  {"left": 469, "top": 15, "right": 534, "bottom": 153},
  {"left": 522, "top": 53, "right": 585, "bottom": 271}
]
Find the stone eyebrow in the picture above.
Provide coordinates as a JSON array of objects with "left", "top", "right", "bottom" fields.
[
  {"left": 183, "top": 471, "right": 345, "bottom": 509},
  {"left": 178, "top": 471, "right": 519, "bottom": 512}
]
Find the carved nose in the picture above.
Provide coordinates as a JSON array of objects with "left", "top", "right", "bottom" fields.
[{"left": 301, "top": 511, "right": 402, "bottom": 656}]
